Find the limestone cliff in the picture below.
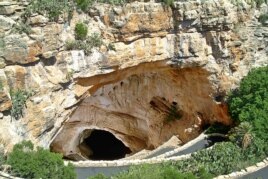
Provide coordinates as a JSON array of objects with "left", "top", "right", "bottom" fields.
[{"left": 0, "top": 0, "right": 267, "bottom": 160}]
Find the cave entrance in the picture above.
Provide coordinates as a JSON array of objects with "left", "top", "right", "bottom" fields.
[{"left": 80, "top": 130, "right": 131, "bottom": 160}]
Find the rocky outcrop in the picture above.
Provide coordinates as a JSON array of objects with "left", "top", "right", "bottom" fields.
[
  {"left": 0, "top": 0, "right": 267, "bottom": 159},
  {"left": 51, "top": 64, "right": 231, "bottom": 159}
]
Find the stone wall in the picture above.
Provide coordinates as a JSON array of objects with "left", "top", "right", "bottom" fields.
[{"left": 0, "top": 0, "right": 267, "bottom": 157}]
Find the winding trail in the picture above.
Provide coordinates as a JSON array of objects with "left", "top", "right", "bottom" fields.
[
  {"left": 74, "top": 133, "right": 268, "bottom": 179},
  {"left": 74, "top": 133, "right": 209, "bottom": 178}
]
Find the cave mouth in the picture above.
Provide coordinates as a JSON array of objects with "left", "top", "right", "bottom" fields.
[{"left": 79, "top": 130, "right": 132, "bottom": 160}]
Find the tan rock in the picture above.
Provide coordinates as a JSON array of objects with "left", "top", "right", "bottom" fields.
[
  {"left": 42, "top": 23, "right": 63, "bottom": 55},
  {"left": 51, "top": 64, "right": 231, "bottom": 160},
  {"left": 3, "top": 36, "right": 41, "bottom": 64},
  {"left": 0, "top": 91, "right": 11, "bottom": 112},
  {"left": 29, "top": 15, "right": 48, "bottom": 26},
  {"left": 4, "top": 65, "right": 27, "bottom": 89},
  {"left": 0, "top": 16, "right": 15, "bottom": 31},
  {"left": 0, "top": 5, "right": 17, "bottom": 15}
]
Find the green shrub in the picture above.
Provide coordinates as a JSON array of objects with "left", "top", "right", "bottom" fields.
[
  {"left": 87, "top": 33, "right": 104, "bottom": 48},
  {"left": 75, "top": 22, "right": 88, "bottom": 40},
  {"left": 76, "top": 0, "right": 92, "bottom": 12},
  {"left": 65, "top": 40, "right": 91, "bottom": 55},
  {"left": 0, "top": 81, "right": 3, "bottom": 91},
  {"left": 228, "top": 122, "right": 253, "bottom": 148},
  {"left": 241, "top": 136, "right": 267, "bottom": 166},
  {"left": 97, "top": 0, "right": 127, "bottom": 5},
  {"left": 160, "top": 0, "right": 174, "bottom": 7},
  {"left": 7, "top": 141, "right": 76, "bottom": 179},
  {"left": 228, "top": 66, "right": 268, "bottom": 141},
  {"left": 0, "top": 150, "right": 5, "bottom": 167},
  {"left": 255, "top": 0, "right": 265, "bottom": 7},
  {"left": 259, "top": 13, "right": 268, "bottom": 25},
  {"left": 174, "top": 142, "right": 243, "bottom": 176},
  {"left": 112, "top": 164, "right": 208, "bottom": 179},
  {"left": 107, "top": 43, "right": 116, "bottom": 51},
  {"left": 66, "top": 33, "right": 103, "bottom": 55},
  {"left": 27, "top": 0, "right": 72, "bottom": 21},
  {"left": 10, "top": 89, "right": 33, "bottom": 120},
  {"left": 89, "top": 173, "right": 108, "bottom": 179},
  {"left": 12, "top": 22, "right": 32, "bottom": 35},
  {"left": 227, "top": 66, "right": 268, "bottom": 167}
]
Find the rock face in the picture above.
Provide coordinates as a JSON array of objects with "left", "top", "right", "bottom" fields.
[
  {"left": 0, "top": 0, "right": 267, "bottom": 159},
  {"left": 51, "top": 64, "right": 231, "bottom": 159}
]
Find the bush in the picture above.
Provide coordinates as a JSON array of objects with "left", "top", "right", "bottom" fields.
[
  {"left": 87, "top": 33, "right": 104, "bottom": 48},
  {"left": 228, "top": 122, "right": 253, "bottom": 149},
  {"left": 259, "top": 13, "right": 268, "bottom": 25},
  {"left": 76, "top": 0, "right": 92, "bottom": 12},
  {"left": 255, "top": 0, "right": 265, "bottom": 7},
  {"left": 66, "top": 33, "right": 103, "bottom": 55},
  {"left": 10, "top": 89, "right": 33, "bottom": 120},
  {"left": 27, "top": 0, "right": 72, "bottom": 21},
  {"left": 160, "top": 0, "right": 174, "bottom": 7},
  {"left": 0, "top": 150, "right": 5, "bottom": 167},
  {"left": 227, "top": 66, "right": 268, "bottom": 167},
  {"left": 7, "top": 141, "right": 76, "bottom": 179},
  {"left": 0, "top": 81, "right": 3, "bottom": 91},
  {"left": 112, "top": 164, "right": 209, "bottom": 179},
  {"left": 12, "top": 22, "right": 32, "bottom": 35},
  {"left": 241, "top": 136, "right": 267, "bottom": 166},
  {"left": 66, "top": 40, "right": 91, "bottom": 55},
  {"left": 89, "top": 173, "right": 108, "bottom": 179},
  {"left": 75, "top": 22, "right": 88, "bottom": 40},
  {"left": 97, "top": 0, "right": 127, "bottom": 5},
  {"left": 174, "top": 142, "right": 243, "bottom": 176},
  {"left": 228, "top": 66, "right": 268, "bottom": 141}
]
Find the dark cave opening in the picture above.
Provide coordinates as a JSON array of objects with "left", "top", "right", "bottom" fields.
[{"left": 80, "top": 130, "right": 131, "bottom": 160}]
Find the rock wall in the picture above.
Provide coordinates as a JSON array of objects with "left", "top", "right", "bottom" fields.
[{"left": 0, "top": 0, "right": 267, "bottom": 158}]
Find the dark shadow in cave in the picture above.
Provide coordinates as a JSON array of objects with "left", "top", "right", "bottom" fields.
[{"left": 81, "top": 130, "right": 131, "bottom": 160}]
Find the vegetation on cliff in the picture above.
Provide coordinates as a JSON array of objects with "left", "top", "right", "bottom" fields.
[
  {"left": 228, "top": 66, "right": 268, "bottom": 141},
  {"left": 10, "top": 89, "right": 33, "bottom": 120}
]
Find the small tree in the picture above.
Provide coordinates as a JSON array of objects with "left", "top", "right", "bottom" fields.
[
  {"left": 76, "top": 0, "right": 92, "bottom": 12},
  {"left": 228, "top": 66, "right": 268, "bottom": 141},
  {"left": 75, "top": 22, "right": 88, "bottom": 40}
]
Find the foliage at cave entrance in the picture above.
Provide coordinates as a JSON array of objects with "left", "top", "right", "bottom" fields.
[{"left": 228, "top": 66, "right": 268, "bottom": 141}]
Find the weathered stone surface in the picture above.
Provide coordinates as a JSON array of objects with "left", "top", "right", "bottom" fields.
[
  {"left": 42, "top": 23, "right": 63, "bottom": 56},
  {"left": 0, "top": 5, "right": 17, "bottom": 15},
  {"left": 0, "top": 91, "right": 11, "bottom": 111},
  {"left": 2, "top": 35, "right": 41, "bottom": 64},
  {"left": 29, "top": 15, "right": 48, "bottom": 26},
  {"left": 51, "top": 64, "right": 231, "bottom": 159},
  {"left": 0, "top": 57, "right": 6, "bottom": 69},
  {"left": 0, "top": 16, "right": 15, "bottom": 31}
]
